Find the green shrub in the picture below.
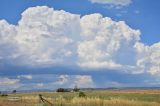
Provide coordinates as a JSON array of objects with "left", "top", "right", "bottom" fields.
[
  {"left": 0, "top": 94, "right": 8, "bottom": 97},
  {"left": 79, "top": 92, "right": 86, "bottom": 97}
]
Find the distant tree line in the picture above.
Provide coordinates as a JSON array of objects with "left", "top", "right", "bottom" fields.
[
  {"left": 56, "top": 88, "right": 70, "bottom": 92},
  {"left": 56, "top": 85, "right": 86, "bottom": 97},
  {"left": 56, "top": 85, "right": 80, "bottom": 92}
]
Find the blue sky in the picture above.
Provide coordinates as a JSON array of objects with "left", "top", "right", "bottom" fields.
[{"left": 0, "top": 0, "right": 160, "bottom": 91}]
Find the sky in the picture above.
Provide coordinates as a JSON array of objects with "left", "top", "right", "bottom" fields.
[{"left": 0, "top": 0, "right": 160, "bottom": 91}]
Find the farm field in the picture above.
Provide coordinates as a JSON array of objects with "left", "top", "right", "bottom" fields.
[{"left": 0, "top": 90, "right": 160, "bottom": 106}]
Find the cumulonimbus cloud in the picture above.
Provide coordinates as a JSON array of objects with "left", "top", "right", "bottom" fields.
[
  {"left": 78, "top": 13, "right": 140, "bottom": 70},
  {"left": 0, "top": 6, "right": 159, "bottom": 75}
]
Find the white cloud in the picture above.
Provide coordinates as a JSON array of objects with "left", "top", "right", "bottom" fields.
[
  {"left": 19, "top": 74, "right": 94, "bottom": 90},
  {"left": 0, "top": 77, "right": 21, "bottom": 91},
  {"left": 15, "top": 6, "right": 80, "bottom": 66},
  {"left": 54, "top": 75, "right": 69, "bottom": 85},
  {"left": 89, "top": 0, "right": 132, "bottom": 6},
  {"left": 73, "top": 75, "right": 94, "bottom": 88},
  {"left": 0, "top": 6, "right": 159, "bottom": 75},
  {"left": 78, "top": 13, "right": 140, "bottom": 70},
  {"left": 17, "top": 75, "right": 33, "bottom": 79},
  {"left": 53, "top": 75, "right": 94, "bottom": 88},
  {"left": 0, "top": 20, "right": 18, "bottom": 64},
  {"left": 36, "top": 83, "right": 44, "bottom": 88},
  {"left": 135, "top": 42, "right": 160, "bottom": 75}
]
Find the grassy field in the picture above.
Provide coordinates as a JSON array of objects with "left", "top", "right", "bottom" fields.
[{"left": 0, "top": 90, "right": 160, "bottom": 106}]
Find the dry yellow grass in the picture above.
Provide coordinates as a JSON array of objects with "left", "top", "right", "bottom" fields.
[
  {"left": 0, "top": 90, "right": 160, "bottom": 106},
  {"left": 0, "top": 96, "right": 160, "bottom": 106},
  {"left": 70, "top": 97, "right": 160, "bottom": 106}
]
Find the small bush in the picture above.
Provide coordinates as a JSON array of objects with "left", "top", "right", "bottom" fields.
[
  {"left": 0, "top": 94, "right": 8, "bottom": 97},
  {"left": 79, "top": 92, "right": 86, "bottom": 97}
]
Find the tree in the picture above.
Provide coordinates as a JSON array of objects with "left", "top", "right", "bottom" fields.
[
  {"left": 73, "top": 85, "right": 80, "bottom": 92},
  {"left": 12, "top": 90, "right": 17, "bottom": 94},
  {"left": 56, "top": 88, "right": 69, "bottom": 92}
]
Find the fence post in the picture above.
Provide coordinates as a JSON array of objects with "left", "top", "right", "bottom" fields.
[{"left": 39, "top": 94, "right": 54, "bottom": 106}]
